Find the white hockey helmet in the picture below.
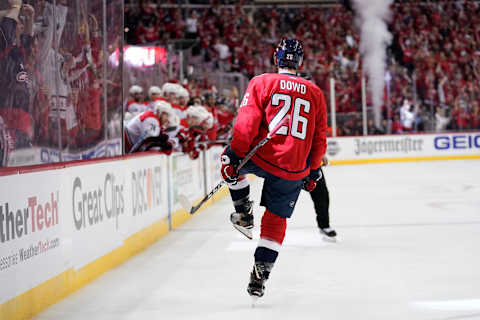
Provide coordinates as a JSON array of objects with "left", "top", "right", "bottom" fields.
[
  {"left": 186, "top": 105, "right": 214, "bottom": 129},
  {"left": 161, "top": 82, "right": 178, "bottom": 96},
  {"left": 129, "top": 85, "right": 143, "bottom": 95},
  {"left": 153, "top": 100, "right": 180, "bottom": 127},
  {"left": 153, "top": 100, "right": 172, "bottom": 115},
  {"left": 176, "top": 87, "right": 190, "bottom": 99},
  {"left": 148, "top": 86, "right": 162, "bottom": 98}
]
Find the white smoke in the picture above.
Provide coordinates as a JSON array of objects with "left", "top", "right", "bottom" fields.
[{"left": 352, "top": 0, "right": 393, "bottom": 127}]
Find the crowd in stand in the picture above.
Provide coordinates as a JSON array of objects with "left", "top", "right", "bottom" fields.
[
  {"left": 2, "top": 1, "right": 480, "bottom": 167},
  {"left": 0, "top": 0, "right": 123, "bottom": 167},
  {"left": 125, "top": 1, "right": 480, "bottom": 135}
]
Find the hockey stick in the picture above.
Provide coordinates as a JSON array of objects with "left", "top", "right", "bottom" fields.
[
  {"left": 194, "top": 139, "right": 231, "bottom": 149},
  {"left": 179, "top": 115, "right": 290, "bottom": 215},
  {"left": 128, "top": 133, "right": 148, "bottom": 154},
  {"left": 128, "top": 126, "right": 159, "bottom": 154},
  {"left": 205, "top": 139, "right": 231, "bottom": 144}
]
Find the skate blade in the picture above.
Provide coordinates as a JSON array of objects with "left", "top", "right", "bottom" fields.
[
  {"left": 251, "top": 296, "right": 259, "bottom": 308},
  {"left": 233, "top": 224, "right": 253, "bottom": 239},
  {"left": 322, "top": 235, "right": 337, "bottom": 243}
]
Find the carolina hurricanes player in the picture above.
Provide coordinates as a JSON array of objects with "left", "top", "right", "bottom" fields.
[
  {"left": 124, "top": 85, "right": 149, "bottom": 115},
  {"left": 175, "top": 105, "right": 214, "bottom": 160},
  {"left": 124, "top": 101, "right": 177, "bottom": 154},
  {"left": 153, "top": 100, "right": 180, "bottom": 130},
  {"left": 172, "top": 85, "right": 190, "bottom": 120},
  {"left": 220, "top": 39, "right": 327, "bottom": 299},
  {"left": 177, "top": 86, "right": 190, "bottom": 108},
  {"left": 148, "top": 86, "right": 165, "bottom": 104},
  {"left": 161, "top": 82, "right": 180, "bottom": 105},
  {"left": 161, "top": 83, "right": 187, "bottom": 120}
]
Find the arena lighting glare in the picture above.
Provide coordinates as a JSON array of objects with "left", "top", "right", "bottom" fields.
[{"left": 109, "top": 46, "right": 167, "bottom": 68}]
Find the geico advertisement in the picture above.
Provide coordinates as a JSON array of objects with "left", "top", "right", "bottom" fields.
[
  {"left": 170, "top": 154, "right": 205, "bottom": 211},
  {"left": 326, "top": 132, "right": 480, "bottom": 160},
  {"left": 0, "top": 172, "right": 65, "bottom": 304},
  {"left": 67, "top": 163, "right": 127, "bottom": 269},
  {"left": 127, "top": 155, "right": 169, "bottom": 235},
  {"left": 432, "top": 132, "right": 480, "bottom": 153}
]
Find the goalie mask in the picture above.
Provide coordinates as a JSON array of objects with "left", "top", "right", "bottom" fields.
[{"left": 274, "top": 38, "right": 304, "bottom": 69}]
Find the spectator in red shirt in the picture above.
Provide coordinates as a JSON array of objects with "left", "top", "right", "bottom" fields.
[{"left": 391, "top": 114, "right": 403, "bottom": 134}]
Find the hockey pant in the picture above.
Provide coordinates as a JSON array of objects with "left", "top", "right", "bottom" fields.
[{"left": 309, "top": 167, "right": 330, "bottom": 229}]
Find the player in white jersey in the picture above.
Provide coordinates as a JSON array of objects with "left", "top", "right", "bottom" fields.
[
  {"left": 124, "top": 85, "right": 149, "bottom": 119},
  {"left": 147, "top": 86, "right": 164, "bottom": 109},
  {"left": 124, "top": 110, "right": 160, "bottom": 153},
  {"left": 171, "top": 105, "right": 214, "bottom": 159},
  {"left": 161, "top": 82, "right": 180, "bottom": 105},
  {"left": 153, "top": 100, "right": 180, "bottom": 141},
  {"left": 124, "top": 101, "right": 179, "bottom": 154}
]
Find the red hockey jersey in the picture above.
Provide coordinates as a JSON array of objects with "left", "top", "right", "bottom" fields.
[{"left": 231, "top": 72, "right": 327, "bottom": 180}]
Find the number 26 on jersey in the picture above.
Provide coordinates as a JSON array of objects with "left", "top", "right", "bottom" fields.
[{"left": 269, "top": 93, "right": 310, "bottom": 140}]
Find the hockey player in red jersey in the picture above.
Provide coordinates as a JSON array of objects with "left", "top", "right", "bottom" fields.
[{"left": 220, "top": 39, "right": 327, "bottom": 299}]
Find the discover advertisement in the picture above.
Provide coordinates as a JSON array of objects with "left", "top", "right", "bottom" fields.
[{"left": 127, "top": 155, "right": 169, "bottom": 236}]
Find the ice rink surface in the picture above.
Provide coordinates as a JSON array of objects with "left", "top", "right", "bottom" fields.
[{"left": 34, "top": 160, "right": 480, "bottom": 320}]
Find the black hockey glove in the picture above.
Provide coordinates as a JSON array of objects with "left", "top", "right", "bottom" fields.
[{"left": 303, "top": 168, "right": 322, "bottom": 192}]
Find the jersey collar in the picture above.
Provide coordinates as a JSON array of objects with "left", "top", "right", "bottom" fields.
[{"left": 278, "top": 68, "right": 297, "bottom": 76}]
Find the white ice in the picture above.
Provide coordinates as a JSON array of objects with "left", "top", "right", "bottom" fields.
[{"left": 34, "top": 160, "right": 480, "bottom": 320}]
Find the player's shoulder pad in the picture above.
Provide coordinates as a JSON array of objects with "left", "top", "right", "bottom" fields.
[
  {"left": 307, "top": 80, "right": 324, "bottom": 98},
  {"left": 252, "top": 73, "right": 275, "bottom": 82}
]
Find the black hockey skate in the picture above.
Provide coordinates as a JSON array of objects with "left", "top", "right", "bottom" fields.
[
  {"left": 247, "top": 262, "right": 271, "bottom": 298},
  {"left": 319, "top": 227, "right": 337, "bottom": 242},
  {"left": 230, "top": 200, "right": 254, "bottom": 239}
]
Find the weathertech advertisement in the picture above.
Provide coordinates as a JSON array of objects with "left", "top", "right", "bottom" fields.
[{"left": 0, "top": 172, "right": 65, "bottom": 305}]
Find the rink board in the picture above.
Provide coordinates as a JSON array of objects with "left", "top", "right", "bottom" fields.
[
  {"left": 327, "top": 132, "right": 480, "bottom": 164},
  {"left": 0, "top": 147, "right": 226, "bottom": 320},
  {"left": 1, "top": 132, "right": 480, "bottom": 320}
]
